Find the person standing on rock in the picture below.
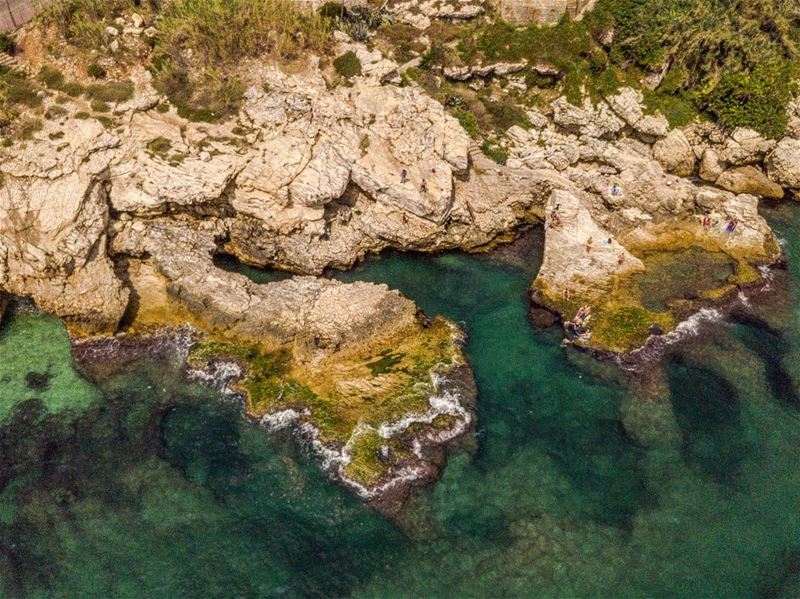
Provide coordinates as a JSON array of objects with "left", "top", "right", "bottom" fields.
[
  {"left": 420, "top": 179, "right": 428, "bottom": 193},
  {"left": 400, "top": 169, "right": 408, "bottom": 184}
]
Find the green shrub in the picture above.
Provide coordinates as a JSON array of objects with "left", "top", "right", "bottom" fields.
[
  {"left": 38, "top": 65, "right": 65, "bottom": 90},
  {"left": 61, "top": 82, "right": 85, "bottom": 97},
  {"left": 86, "top": 63, "right": 107, "bottom": 79},
  {"left": 480, "top": 140, "right": 508, "bottom": 165},
  {"left": 453, "top": 109, "right": 479, "bottom": 138},
  {"left": 0, "top": 33, "right": 16, "bottom": 55},
  {"left": 319, "top": 2, "right": 344, "bottom": 20},
  {"left": 482, "top": 98, "right": 529, "bottom": 132},
  {"left": 333, "top": 51, "right": 361, "bottom": 78},
  {"left": 602, "top": 0, "right": 800, "bottom": 136},
  {"left": 0, "top": 68, "right": 42, "bottom": 109},
  {"left": 701, "top": 62, "right": 797, "bottom": 139}
]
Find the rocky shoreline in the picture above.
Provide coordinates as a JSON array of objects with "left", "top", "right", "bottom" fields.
[
  {"left": 1, "top": 8, "right": 799, "bottom": 507},
  {"left": 71, "top": 323, "right": 476, "bottom": 516}
]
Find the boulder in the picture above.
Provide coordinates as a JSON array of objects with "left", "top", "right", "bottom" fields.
[
  {"left": 652, "top": 130, "right": 696, "bottom": 177},
  {"left": 719, "top": 128, "right": 776, "bottom": 166},
  {"left": 699, "top": 148, "right": 724, "bottom": 182},
  {"left": 766, "top": 138, "right": 800, "bottom": 191},
  {"left": 606, "top": 88, "right": 644, "bottom": 127},
  {"left": 634, "top": 113, "right": 670, "bottom": 139},
  {"left": 717, "top": 166, "right": 784, "bottom": 199}
]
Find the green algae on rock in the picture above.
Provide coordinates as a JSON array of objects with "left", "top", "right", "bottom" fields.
[
  {"left": 186, "top": 317, "right": 476, "bottom": 510},
  {"left": 531, "top": 189, "right": 782, "bottom": 354}
]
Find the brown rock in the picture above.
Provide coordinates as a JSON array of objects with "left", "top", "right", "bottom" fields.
[
  {"left": 716, "top": 166, "right": 784, "bottom": 200},
  {"left": 652, "top": 130, "right": 696, "bottom": 177}
]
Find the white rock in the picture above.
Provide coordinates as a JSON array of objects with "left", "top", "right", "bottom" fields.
[{"left": 766, "top": 138, "right": 800, "bottom": 190}]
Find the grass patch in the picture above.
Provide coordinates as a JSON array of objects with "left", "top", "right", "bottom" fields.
[
  {"left": 453, "top": 108, "right": 479, "bottom": 138},
  {"left": 152, "top": 65, "right": 245, "bottom": 122},
  {"left": 44, "top": 105, "right": 69, "bottom": 119},
  {"left": 86, "top": 63, "right": 107, "bottom": 79},
  {"left": 90, "top": 99, "right": 110, "bottom": 112},
  {"left": 156, "top": 0, "right": 330, "bottom": 66},
  {"left": 40, "top": 0, "right": 157, "bottom": 50},
  {"left": 0, "top": 68, "right": 42, "bottom": 109},
  {"left": 85, "top": 80, "right": 134, "bottom": 103},
  {"left": 146, "top": 136, "right": 172, "bottom": 157}
]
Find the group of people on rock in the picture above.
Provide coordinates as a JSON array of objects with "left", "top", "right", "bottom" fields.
[
  {"left": 400, "top": 168, "right": 435, "bottom": 194},
  {"left": 699, "top": 214, "right": 739, "bottom": 234},
  {"left": 562, "top": 305, "right": 593, "bottom": 346}
]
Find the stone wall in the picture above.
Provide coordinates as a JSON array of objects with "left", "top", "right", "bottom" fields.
[
  {"left": 495, "top": 0, "right": 597, "bottom": 25},
  {"left": 0, "top": 0, "right": 53, "bottom": 33}
]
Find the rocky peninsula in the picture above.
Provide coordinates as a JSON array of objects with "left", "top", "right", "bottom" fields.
[{"left": 0, "top": 0, "right": 797, "bottom": 508}]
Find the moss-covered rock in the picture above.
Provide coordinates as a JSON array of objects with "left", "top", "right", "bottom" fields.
[{"left": 186, "top": 317, "right": 475, "bottom": 505}]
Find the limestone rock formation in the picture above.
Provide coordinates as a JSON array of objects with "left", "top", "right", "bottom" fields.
[
  {"left": 767, "top": 138, "right": 800, "bottom": 192},
  {"left": 505, "top": 88, "right": 782, "bottom": 352},
  {"left": 0, "top": 119, "right": 129, "bottom": 334},
  {"left": 716, "top": 166, "right": 784, "bottom": 200},
  {"left": 653, "top": 130, "right": 696, "bottom": 177},
  {"left": 538, "top": 189, "right": 644, "bottom": 296}
]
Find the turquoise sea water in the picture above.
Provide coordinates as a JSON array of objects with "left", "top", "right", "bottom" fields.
[{"left": 1, "top": 204, "right": 799, "bottom": 597}]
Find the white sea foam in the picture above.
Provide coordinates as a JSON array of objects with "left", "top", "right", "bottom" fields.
[
  {"left": 758, "top": 265, "right": 776, "bottom": 292},
  {"left": 260, "top": 408, "right": 309, "bottom": 431},
  {"left": 737, "top": 290, "right": 752, "bottom": 308},
  {"left": 187, "top": 359, "right": 243, "bottom": 393},
  {"left": 625, "top": 308, "right": 724, "bottom": 365}
]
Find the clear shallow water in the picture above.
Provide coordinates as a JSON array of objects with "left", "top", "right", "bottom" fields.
[{"left": 0, "top": 207, "right": 799, "bottom": 597}]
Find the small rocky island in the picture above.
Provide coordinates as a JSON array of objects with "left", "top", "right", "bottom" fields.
[{"left": 0, "top": 0, "right": 797, "bottom": 509}]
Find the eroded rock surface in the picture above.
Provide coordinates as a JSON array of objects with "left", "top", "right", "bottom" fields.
[{"left": 0, "top": 46, "right": 791, "bottom": 501}]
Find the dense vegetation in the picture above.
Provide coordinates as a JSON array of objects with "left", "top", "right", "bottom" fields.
[
  {"left": 604, "top": 0, "right": 800, "bottom": 137},
  {"left": 385, "top": 0, "right": 800, "bottom": 138}
]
